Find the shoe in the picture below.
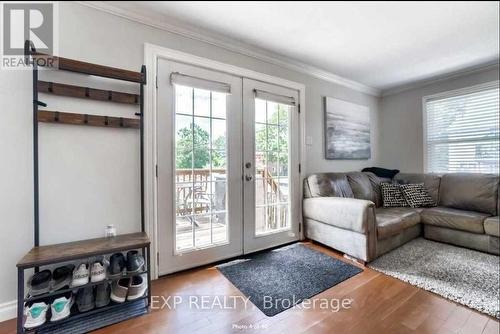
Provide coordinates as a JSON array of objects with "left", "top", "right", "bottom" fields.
[
  {"left": 24, "top": 302, "right": 48, "bottom": 329},
  {"left": 110, "top": 278, "right": 130, "bottom": 303},
  {"left": 76, "top": 286, "right": 95, "bottom": 312},
  {"left": 51, "top": 265, "right": 75, "bottom": 291},
  {"left": 95, "top": 282, "right": 111, "bottom": 308},
  {"left": 90, "top": 261, "right": 106, "bottom": 283},
  {"left": 127, "top": 275, "right": 147, "bottom": 301},
  {"left": 126, "top": 250, "right": 145, "bottom": 273},
  {"left": 71, "top": 264, "right": 89, "bottom": 287},
  {"left": 108, "top": 253, "right": 126, "bottom": 278},
  {"left": 50, "top": 293, "right": 74, "bottom": 322},
  {"left": 28, "top": 270, "right": 52, "bottom": 296}
]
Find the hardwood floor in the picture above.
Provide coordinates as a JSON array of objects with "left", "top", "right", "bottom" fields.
[{"left": 1, "top": 241, "right": 498, "bottom": 334}]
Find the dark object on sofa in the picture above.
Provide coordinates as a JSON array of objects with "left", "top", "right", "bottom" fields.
[
  {"left": 303, "top": 172, "right": 499, "bottom": 262},
  {"left": 361, "top": 167, "right": 400, "bottom": 179}
]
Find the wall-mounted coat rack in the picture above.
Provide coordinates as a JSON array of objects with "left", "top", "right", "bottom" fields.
[
  {"left": 38, "top": 110, "right": 140, "bottom": 128},
  {"left": 16, "top": 40, "right": 150, "bottom": 334},
  {"left": 37, "top": 81, "right": 140, "bottom": 104}
]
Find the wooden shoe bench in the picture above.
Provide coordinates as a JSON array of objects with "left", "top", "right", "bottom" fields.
[
  {"left": 16, "top": 40, "right": 151, "bottom": 333},
  {"left": 17, "top": 233, "right": 151, "bottom": 333}
]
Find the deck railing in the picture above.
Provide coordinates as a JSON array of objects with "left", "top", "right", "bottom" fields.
[{"left": 175, "top": 168, "right": 285, "bottom": 220}]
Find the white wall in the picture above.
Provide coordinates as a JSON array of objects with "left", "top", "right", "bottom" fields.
[
  {"left": 0, "top": 2, "right": 381, "bottom": 317},
  {"left": 379, "top": 65, "right": 499, "bottom": 173}
]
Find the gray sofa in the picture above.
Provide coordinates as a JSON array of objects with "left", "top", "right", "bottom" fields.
[{"left": 303, "top": 172, "right": 499, "bottom": 262}]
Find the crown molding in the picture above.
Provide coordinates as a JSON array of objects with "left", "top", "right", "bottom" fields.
[
  {"left": 381, "top": 60, "right": 500, "bottom": 97},
  {"left": 76, "top": 1, "right": 381, "bottom": 96}
]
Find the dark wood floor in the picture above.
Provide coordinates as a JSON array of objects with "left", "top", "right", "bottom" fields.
[{"left": 1, "top": 242, "right": 498, "bottom": 334}]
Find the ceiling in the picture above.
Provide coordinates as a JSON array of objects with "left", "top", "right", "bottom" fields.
[{"left": 90, "top": 1, "right": 499, "bottom": 93}]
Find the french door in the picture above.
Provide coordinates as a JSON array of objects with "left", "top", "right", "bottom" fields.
[
  {"left": 242, "top": 79, "right": 300, "bottom": 253},
  {"left": 157, "top": 60, "right": 300, "bottom": 275}
]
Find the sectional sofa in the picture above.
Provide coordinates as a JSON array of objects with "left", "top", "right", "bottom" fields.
[{"left": 303, "top": 172, "right": 499, "bottom": 262}]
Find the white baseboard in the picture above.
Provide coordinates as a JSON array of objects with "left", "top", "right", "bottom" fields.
[{"left": 0, "top": 300, "right": 17, "bottom": 322}]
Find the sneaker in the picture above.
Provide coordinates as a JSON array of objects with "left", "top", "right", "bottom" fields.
[
  {"left": 90, "top": 261, "right": 106, "bottom": 283},
  {"left": 50, "top": 293, "right": 74, "bottom": 322},
  {"left": 76, "top": 286, "right": 95, "bottom": 312},
  {"left": 24, "top": 302, "right": 48, "bottom": 329},
  {"left": 110, "top": 278, "right": 130, "bottom": 303},
  {"left": 71, "top": 264, "right": 89, "bottom": 287},
  {"left": 95, "top": 283, "right": 111, "bottom": 308},
  {"left": 127, "top": 275, "right": 147, "bottom": 301},
  {"left": 108, "top": 253, "right": 126, "bottom": 278},
  {"left": 51, "top": 265, "right": 75, "bottom": 291},
  {"left": 28, "top": 270, "right": 52, "bottom": 296},
  {"left": 126, "top": 250, "right": 145, "bottom": 274}
]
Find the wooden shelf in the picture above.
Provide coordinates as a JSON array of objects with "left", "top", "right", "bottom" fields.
[
  {"left": 32, "top": 52, "right": 145, "bottom": 84},
  {"left": 38, "top": 81, "right": 139, "bottom": 104},
  {"left": 38, "top": 110, "right": 140, "bottom": 129},
  {"left": 17, "top": 232, "right": 150, "bottom": 269}
]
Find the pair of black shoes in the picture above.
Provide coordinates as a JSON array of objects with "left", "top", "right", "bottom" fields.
[
  {"left": 29, "top": 264, "right": 75, "bottom": 296},
  {"left": 76, "top": 282, "right": 111, "bottom": 312},
  {"left": 108, "top": 251, "right": 144, "bottom": 278}
]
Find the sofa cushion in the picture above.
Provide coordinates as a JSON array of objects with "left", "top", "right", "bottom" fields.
[
  {"left": 304, "top": 173, "right": 354, "bottom": 198},
  {"left": 438, "top": 173, "right": 499, "bottom": 215},
  {"left": 364, "top": 172, "right": 384, "bottom": 207},
  {"left": 394, "top": 173, "right": 441, "bottom": 203},
  {"left": 484, "top": 216, "right": 499, "bottom": 237},
  {"left": 421, "top": 207, "right": 490, "bottom": 234},
  {"left": 400, "top": 183, "right": 436, "bottom": 208},
  {"left": 346, "top": 172, "right": 377, "bottom": 203},
  {"left": 381, "top": 183, "right": 408, "bottom": 207},
  {"left": 375, "top": 207, "right": 420, "bottom": 239}
]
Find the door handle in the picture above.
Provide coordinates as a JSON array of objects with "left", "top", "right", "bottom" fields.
[{"left": 245, "top": 174, "right": 253, "bottom": 181}]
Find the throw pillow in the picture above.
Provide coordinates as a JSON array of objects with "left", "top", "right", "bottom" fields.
[
  {"left": 380, "top": 183, "right": 408, "bottom": 207},
  {"left": 400, "top": 183, "right": 436, "bottom": 208}
]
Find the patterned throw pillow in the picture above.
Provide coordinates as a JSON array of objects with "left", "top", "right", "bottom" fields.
[
  {"left": 400, "top": 183, "right": 436, "bottom": 208},
  {"left": 380, "top": 183, "right": 408, "bottom": 207}
]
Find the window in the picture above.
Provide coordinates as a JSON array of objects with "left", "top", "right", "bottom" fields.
[{"left": 424, "top": 82, "right": 499, "bottom": 174}]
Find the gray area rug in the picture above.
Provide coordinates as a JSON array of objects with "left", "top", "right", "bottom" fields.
[
  {"left": 217, "top": 243, "right": 363, "bottom": 316},
  {"left": 369, "top": 238, "right": 500, "bottom": 318}
]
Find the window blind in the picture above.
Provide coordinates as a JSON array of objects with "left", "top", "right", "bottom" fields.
[
  {"left": 170, "top": 72, "right": 231, "bottom": 94},
  {"left": 254, "top": 89, "right": 296, "bottom": 106},
  {"left": 425, "top": 83, "right": 499, "bottom": 174}
]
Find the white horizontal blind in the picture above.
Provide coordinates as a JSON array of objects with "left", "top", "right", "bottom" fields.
[
  {"left": 170, "top": 72, "right": 231, "bottom": 94},
  {"left": 425, "top": 82, "right": 499, "bottom": 174},
  {"left": 254, "top": 89, "right": 296, "bottom": 106}
]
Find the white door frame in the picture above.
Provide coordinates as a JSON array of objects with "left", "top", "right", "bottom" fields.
[{"left": 143, "top": 43, "right": 306, "bottom": 279}]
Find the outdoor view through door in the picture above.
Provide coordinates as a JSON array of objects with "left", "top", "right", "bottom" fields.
[
  {"left": 174, "top": 85, "right": 228, "bottom": 251},
  {"left": 255, "top": 99, "right": 291, "bottom": 235}
]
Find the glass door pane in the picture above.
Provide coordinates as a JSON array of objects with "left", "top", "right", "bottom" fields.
[
  {"left": 174, "top": 86, "right": 228, "bottom": 252},
  {"left": 254, "top": 99, "right": 291, "bottom": 235},
  {"left": 243, "top": 78, "right": 299, "bottom": 254}
]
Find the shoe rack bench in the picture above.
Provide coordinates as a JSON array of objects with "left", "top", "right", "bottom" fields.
[
  {"left": 17, "top": 40, "right": 150, "bottom": 333},
  {"left": 17, "top": 233, "right": 151, "bottom": 334}
]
